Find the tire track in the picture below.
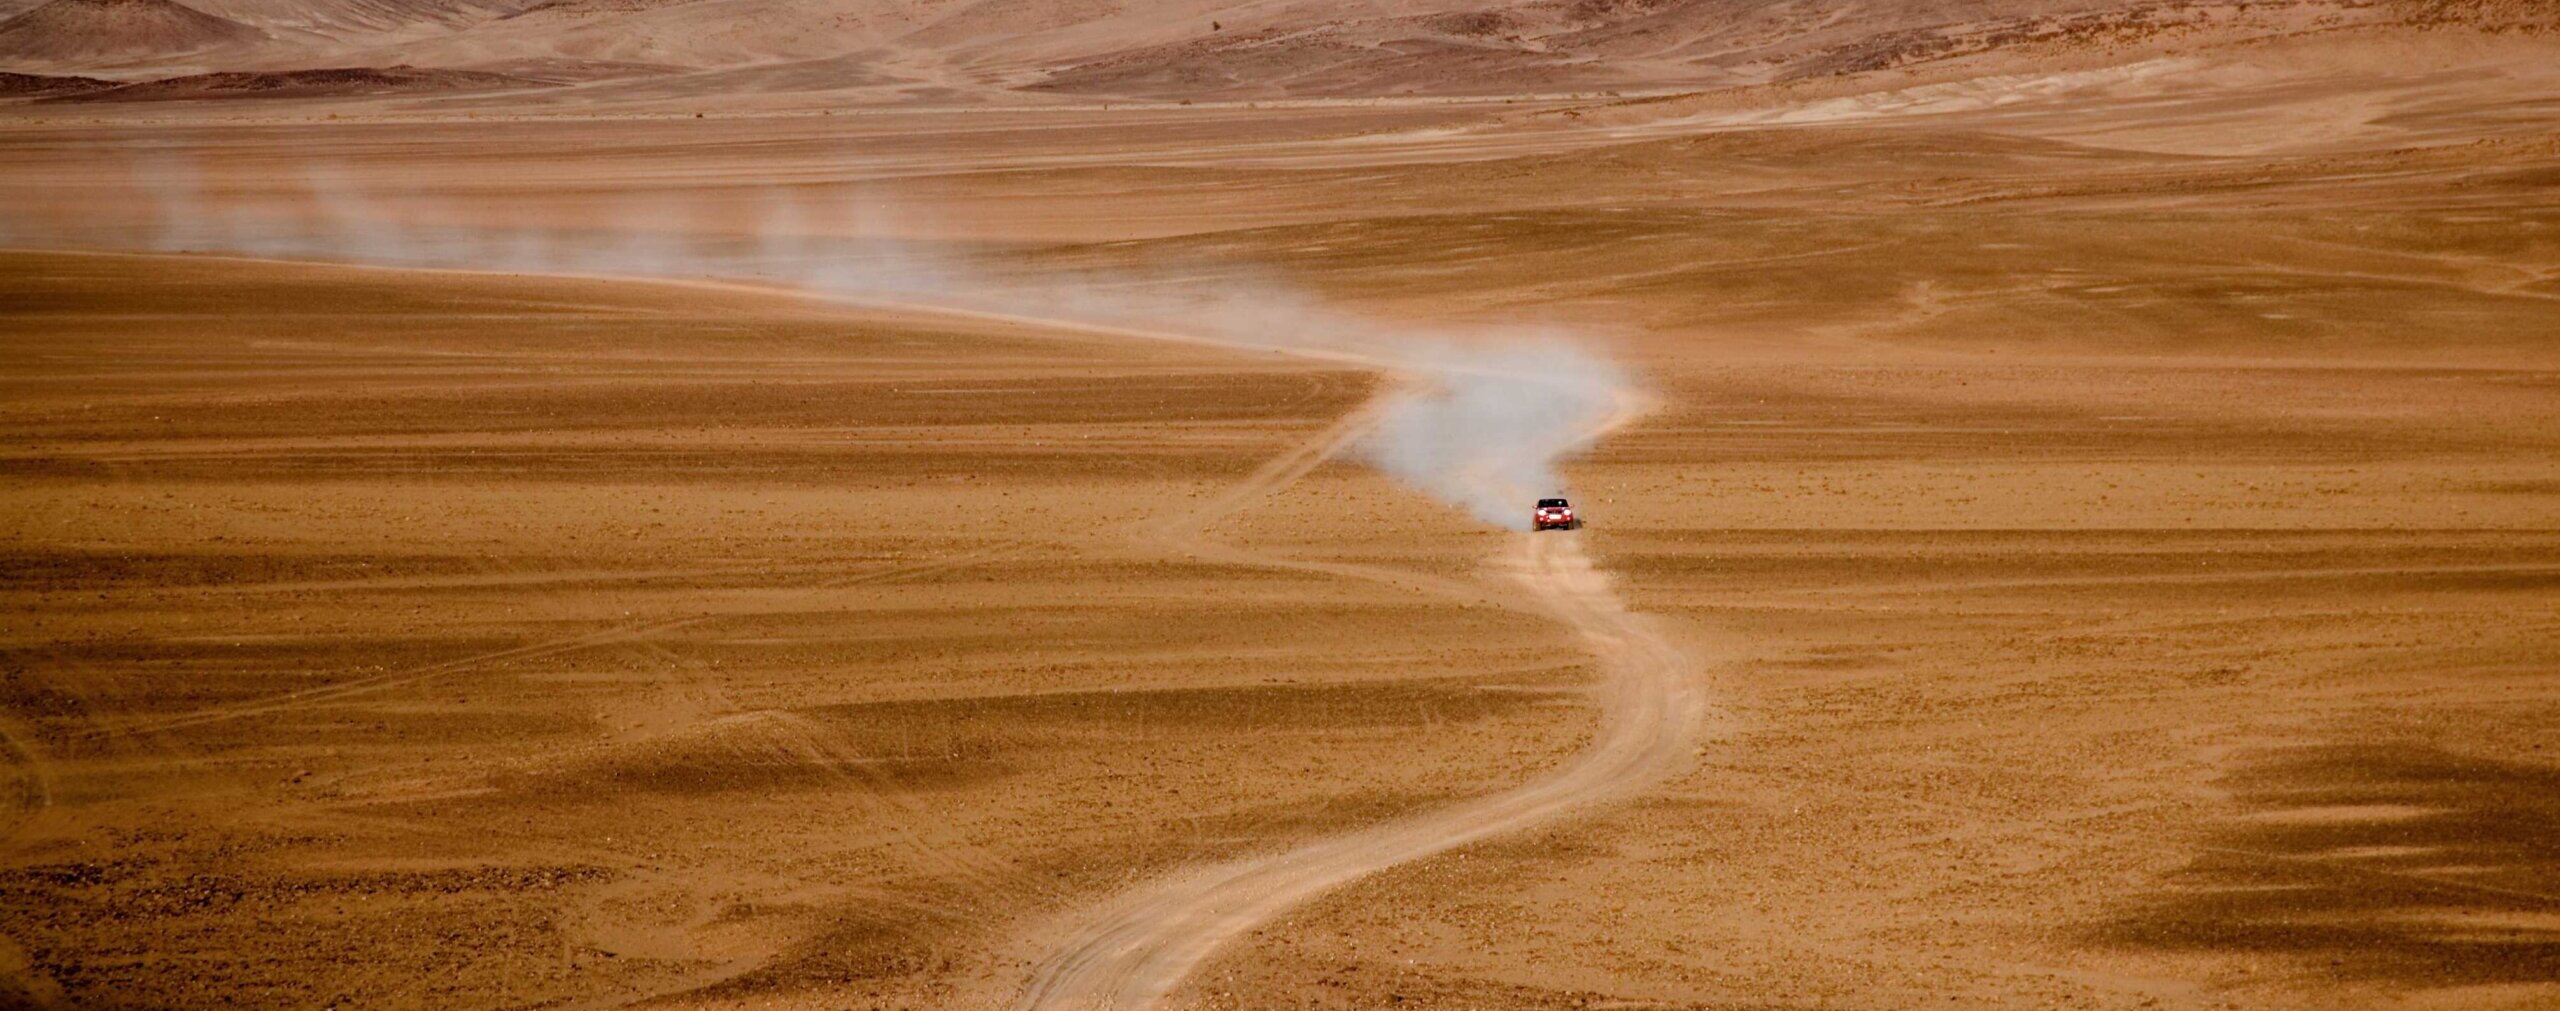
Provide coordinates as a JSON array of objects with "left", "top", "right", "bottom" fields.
[
  {"left": 0, "top": 714, "right": 55, "bottom": 848},
  {"left": 78, "top": 543, "right": 1029, "bottom": 741}
]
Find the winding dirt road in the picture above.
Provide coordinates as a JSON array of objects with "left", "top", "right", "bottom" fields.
[{"left": 1015, "top": 398, "right": 1708, "bottom": 1010}]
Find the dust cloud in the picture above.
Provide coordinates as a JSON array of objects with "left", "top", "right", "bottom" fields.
[
  {"left": 1366, "top": 342, "right": 1627, "bottom": 529},
  {"left": 88, "top": 162, "right": 1633, "bottom": 529}
]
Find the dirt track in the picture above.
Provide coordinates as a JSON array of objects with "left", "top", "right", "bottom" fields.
[
  {"left": 1020, "top": 533, "right": 1707, "bottom": 1011},
  {"left": 1020, "top": 388, "right": 1705, "bottom": 1009}
]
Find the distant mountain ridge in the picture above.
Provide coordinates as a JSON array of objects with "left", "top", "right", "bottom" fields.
[
  {"left": 0, "top": 66, "right": 112, "bottom": 92},
  {"left": 48, "top": 62, "right": 552, "bottom": 99},
  {"left": 0, "top": 0, "right": 2550, "bottom": 100},
  {"left": 0, "top": 0, "right": 261, "bottom": 67}
]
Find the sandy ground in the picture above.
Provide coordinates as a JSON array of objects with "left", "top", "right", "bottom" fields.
[{"left": 3, "top": 41, "right": 2559, "bottom": 1011}]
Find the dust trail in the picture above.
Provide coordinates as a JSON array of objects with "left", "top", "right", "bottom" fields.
[{"left": 59, "top": 161, "right": 1636, "bottom": 529}]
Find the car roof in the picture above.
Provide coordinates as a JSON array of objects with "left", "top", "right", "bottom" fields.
[{"left": 1536, "top": 498, "right": 1570, "bottom": 506}]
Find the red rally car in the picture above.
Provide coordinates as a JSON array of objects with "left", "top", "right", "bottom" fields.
[{"left": 1532, "top": 497, "right": 1581, "bottom": 531}]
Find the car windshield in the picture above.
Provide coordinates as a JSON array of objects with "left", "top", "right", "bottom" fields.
[{"left": 1537, "top": 499, "right": 1569, "bottom": 508}]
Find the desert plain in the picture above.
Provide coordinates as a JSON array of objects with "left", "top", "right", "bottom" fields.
[{"left": 0, "top": 2, "right": 2557, "bottom": 1009}]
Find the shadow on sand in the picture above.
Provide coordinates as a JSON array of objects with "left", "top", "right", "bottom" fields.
[{"left": 2095, "top": 743, "right": 2560, "bottom": 986}]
